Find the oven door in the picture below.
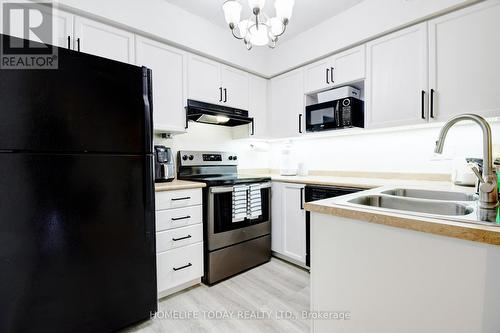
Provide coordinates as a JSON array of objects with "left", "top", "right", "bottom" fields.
[{"left": 207, "top": 182, "right": 271, "bottom": 251}]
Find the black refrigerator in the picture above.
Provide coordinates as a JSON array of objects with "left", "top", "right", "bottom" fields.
[{"left": 0, "top": 35, "right": 157, "bottom": 333}]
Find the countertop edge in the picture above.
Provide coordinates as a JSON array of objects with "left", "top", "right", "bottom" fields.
[
  {"left": 305, "top": 202, "right": 500, "bottom": 246},
  {"left": 155, "top": 180, "right": 206, "bottom": 192}
]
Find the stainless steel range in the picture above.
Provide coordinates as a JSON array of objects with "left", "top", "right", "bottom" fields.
[{"left": 177, "top": 151, "right": 271, "bottom": 285}]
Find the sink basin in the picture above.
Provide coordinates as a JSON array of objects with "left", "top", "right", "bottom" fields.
[
  {"left": 381, "top": 188, "right": 477, "bottom": 202},
  {"left": 348, "top": 195, "right": 474, "bottom": 216}
]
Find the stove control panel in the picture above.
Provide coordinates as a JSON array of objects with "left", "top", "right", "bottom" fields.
[
  {"left": 203, "top": 154, "right": 222, "bottom": 162},
  {"left": 178, "top": 151, "right": 238, "bottom": 167}
]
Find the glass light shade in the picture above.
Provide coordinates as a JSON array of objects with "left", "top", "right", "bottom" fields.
[
  {"left": 238, "top": 19, "right": 250, "bottom": 38},
  {"left": 268, "top": 17, "right": 284, "bottom": 36},
  {"left": 275, "top": 0, "right": 295, "bottom": 21},
  {"left": 222, "top": 0, "right": 242, "bottom": 26},
  {"left": 248, "top": 0, "right": 266, "bottom": 11},
  {"left": 249, "top": 23, "right": 269, "bottom": 46}
]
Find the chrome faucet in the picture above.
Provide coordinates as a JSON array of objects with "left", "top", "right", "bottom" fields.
[{"left": 434, "top": 114, "right": 498, "bottom": 210}]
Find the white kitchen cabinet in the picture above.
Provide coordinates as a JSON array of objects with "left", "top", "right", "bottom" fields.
[
  {"left": 187, "top": 54, "right": 221, "bottom": 105},
  {"left": 271, "top": 182, "right": 306, "bottom": 266},
  {"left": 270, "top": 69, "right": 305, "bottom": 138},
  {"left": 365, "top": 23, "right": 429, "bottom": 128},
  {"left": 232, "top": 74, "right": 268, "bottom": 139},
  {"left": 1, "top": 4, "right": 73, "bottom": 49},
  {"left": 155, "top": 188, "right": 203, "bottom": 298},
  {"left": 188, "top": 54, "right": 249, "bottom": 109},
  {"left": 74, "top": 16, "right": 135, "bottom": 63},
  {"left": 428, "top": 0, "right": 500, "bottom": 121},
  {"left": 271, "top": 182, "right": 284, "bottom": 253},
  {"left": 220, "top": 65, "right": 249, "bottom": 110},
  {"left": 135, "top": 36, "right": 187, "bottom": 133},
  {"left": 304, "top": 45, "right": 365, "bottom": 94}
]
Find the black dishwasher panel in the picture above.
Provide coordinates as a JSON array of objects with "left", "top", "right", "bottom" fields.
[{"left": 305, "top": 185, "right": 363, "bottom": 267}]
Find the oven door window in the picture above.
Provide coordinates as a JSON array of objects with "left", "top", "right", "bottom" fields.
[{"left": 213, "top": 187, "right": 270, "bottom": 234}]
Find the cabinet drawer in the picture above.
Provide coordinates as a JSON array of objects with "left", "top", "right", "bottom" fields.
[
  {"left": 156, "top": 224, "right": 203, "bottom": 253},
  {"left": 156, "top": 205, "right": 202, "bottom": 231},
  {"left": 155, "top": 188, "right": 202, "bottom": 210},
  {"left": 157, "top": 243, "right": 203, "bottom": 293}
]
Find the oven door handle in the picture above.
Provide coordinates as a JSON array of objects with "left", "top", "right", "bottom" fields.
[{"left": 210, "top": 186, "right": 234, "bottom": 193}]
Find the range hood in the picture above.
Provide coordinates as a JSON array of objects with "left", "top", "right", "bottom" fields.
[{"left": 186, "top": 100, "right": 254, "bottom": 127}]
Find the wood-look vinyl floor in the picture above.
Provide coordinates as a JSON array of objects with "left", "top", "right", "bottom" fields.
[{"left": 123, "top": 258, "right": 310, "bottom": 333}]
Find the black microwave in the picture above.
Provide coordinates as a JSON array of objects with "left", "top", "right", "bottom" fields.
[{"left": 305, "top": 97, "right": 364, "bottom": 132}]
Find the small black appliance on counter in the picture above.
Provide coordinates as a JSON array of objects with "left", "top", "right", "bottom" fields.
[{"left": 154, "top": 145, "right": 175, "bottom": 182}]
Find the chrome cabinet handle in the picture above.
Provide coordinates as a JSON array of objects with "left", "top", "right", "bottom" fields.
[
  {"left": 171, "top": 215, "right": 191, "bottom": 221},
  {"left": 326, "top": 68, "right": 330, "bottom": 84},
  {"left": 219, "top": 87, "right": 223, "bottom": 102},
  {"left": 77, "top": 38, "right": 80, "bottom": 52},
  {"left": 224, "top": 88, "right": 227, "bottom": 103},
  {"left": 331, "top": 67, "right": 334, "bottom": 84},
  {"left": 298, "top": 114, "right": 303, "bottom": 133},
  {"left": 173, "top": 263, "right": 192, "bottom": 271},
  {"left": 172, "top": 235, "right": 192, "bottom": 241},
  {"left": 67, "top": 36, "right": 71, "bottom": 49}
]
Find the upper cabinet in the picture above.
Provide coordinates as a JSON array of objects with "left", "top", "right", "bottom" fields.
[
  {"left": 304, "top": 45, "right": 365, "bottom": 94},
  {"left": 365, "top": 23, "right": 429, "bottom": 128},
  {"left": 74, "top": 17, "right": 135, "bottom": 64},
  {"left": 428, "top": 0, "right": 500, "bottom": 121},
  {"left": 248, "top": 75, "right": 268, "bottom": 138},
  {"left": 270, "top": 68, "right": 305, "bottom": 138},
  {"left": 187, "top": 55, "right": 249, "bottom": 110},
  {"left": 135, "top": 36, "right": 187, "bottom": 133}
]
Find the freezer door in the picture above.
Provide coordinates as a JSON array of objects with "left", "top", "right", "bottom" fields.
[
  {"left": 0, "top": 153, "right": 157, "bottom": 333},
  {"left": 0, "top": 35, "right": 152, "bottom": 154}
]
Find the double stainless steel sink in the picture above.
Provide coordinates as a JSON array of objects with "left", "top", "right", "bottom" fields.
[{"left": 338, "top": 187, "right": 499, "bottom": 226}]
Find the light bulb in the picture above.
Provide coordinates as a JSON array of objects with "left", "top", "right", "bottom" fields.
[
  {"left": 275, "top": 0, "right": 294, "bottom": 22},
  {"left": 268, "top": 17, "right": 284, "bottom": 36},
  {"left": 222, "top": 0, "right": 242, "bottom": 27},
  {"left": 249, "top": 23, "right": 269, "bottom": 46}
]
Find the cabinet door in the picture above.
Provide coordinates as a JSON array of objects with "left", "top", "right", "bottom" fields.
[
  {"left": 74, "top": 16, "right": 135, "bottom": 63},
  {"left": 135, "top": 36, "right": 187, "bottom": 133},
  {"left": 429, "top": 0, "right": 500, "bottom": 121},
  {"left": 304, "top": 58, "right": 332, "bottom": 94},
  {"left": 187, "top": 54, "right": 221, "bottom": 105},
  {"left": 366, "top": 23, "right": 428, "bottom": 128},
  {"left": 1, "top": 5, "right": 73, "bottom": 49},
  {"left": 221, "top": 65, "right": 249, "bottom": 110},
  {"left": 332, "top": 45, "right": 366, "bottom": 86},
  {"left": 270, "top": 69, "right": 305, "bottom": 138},
  {"left": 249, "top": 75, "right": 268, "bottom": 138},
  {"left": 282, "top": 183, "right": 306, "bottom": 264},
  {"left": 271, "top": 182, "right": 284, "bottom": 253}
]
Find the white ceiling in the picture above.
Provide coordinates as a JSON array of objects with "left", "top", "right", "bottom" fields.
[{"left": 163, "top": 0, "right": 364, "bottom": 42}]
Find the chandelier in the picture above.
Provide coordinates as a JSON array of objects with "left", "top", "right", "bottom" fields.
[{"left": 222, "top": 0, "right": 295, "bottom": 50}]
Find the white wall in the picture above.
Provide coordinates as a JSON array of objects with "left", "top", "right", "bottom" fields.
[
  {"left": 268, "top": 121, "right": 500, "bottom": 174},
  {"left": 266, "top": 0, "right": 480, "bottom": 76},
  {"left": 54, "top": 0, "right": 269, "bottom": 76},
  {"left": 154, "top": 122, "right": 269, "bottom": 170}
]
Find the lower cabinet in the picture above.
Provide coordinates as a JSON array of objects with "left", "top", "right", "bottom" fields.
[
  {"left": 271, "top": 182, "right": 307, "bottom": 266},
  {"left": 155, "top": 188, "right": 204, "bottom": 298}
]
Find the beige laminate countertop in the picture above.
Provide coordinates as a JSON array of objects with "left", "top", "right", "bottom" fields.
[
  {"left": 155, "top": 179, "right": 205, "bottom": 192},
  {"left": 244, "top": 173, "right": 456, "bottom": 190},
  {"left": 304, "top": 185, "right": 500, "bottom": 246}
]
